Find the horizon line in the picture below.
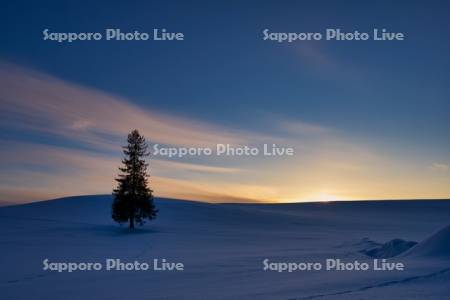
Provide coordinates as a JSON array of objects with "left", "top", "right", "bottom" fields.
[{"left": 2, "top": 193, "right": 450, "bottom": 208}]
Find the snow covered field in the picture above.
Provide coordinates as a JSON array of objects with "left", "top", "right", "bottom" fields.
[{"left": 1, "top": 196, "right": 449, "bottom": 299}]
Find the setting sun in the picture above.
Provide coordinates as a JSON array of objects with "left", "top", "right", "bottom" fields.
[{"left": 309, "top": 192, "right": 339, "bottom": 203}]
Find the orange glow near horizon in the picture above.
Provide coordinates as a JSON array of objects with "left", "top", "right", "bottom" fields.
[{"left": 1, "top": 63, "right": 450, "bottom": 205}]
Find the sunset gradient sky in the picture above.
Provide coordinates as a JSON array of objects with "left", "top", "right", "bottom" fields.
[{"left": 1, "top": 0, "right": 449, "bottom": 204}]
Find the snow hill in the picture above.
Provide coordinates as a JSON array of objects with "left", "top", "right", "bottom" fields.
[
  {"left": 1, "top": 195, "right": 450, "bottom": 299},
  {"left": 404, "top": 225, "right": 450, "bottom": 259}
]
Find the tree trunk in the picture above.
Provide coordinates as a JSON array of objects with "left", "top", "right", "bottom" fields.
[{"left": 129, "top": 215, "right": 135, "bottom": 229}]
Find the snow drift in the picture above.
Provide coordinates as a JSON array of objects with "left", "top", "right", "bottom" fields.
[
  {"left": 403, "top": 225, "right": 450, "bottom": 259},
  {"left": 361, "top": 239, "right": 417, "bottom": 258}
]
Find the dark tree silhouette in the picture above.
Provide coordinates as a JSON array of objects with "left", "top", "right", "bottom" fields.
[{"left": 112, "top": 129, "right": 157, "bottom": 229}]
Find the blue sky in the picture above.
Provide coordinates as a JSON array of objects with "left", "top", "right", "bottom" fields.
[{"left": 0, "top": 0, "right": 449, "bottom": 204}]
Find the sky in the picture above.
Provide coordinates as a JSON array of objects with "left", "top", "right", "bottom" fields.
[{"left": 0, "top": 0, "right": 449, "bottom": 204}]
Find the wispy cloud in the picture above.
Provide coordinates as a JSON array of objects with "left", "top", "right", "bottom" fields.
[
  {"left": 430, "top": 163, "right": 450, "bottom": 172},
  {"left": 0, "top": 62, "right": 247, "bottom": 149},
  {"left": 279, "top": 119, "right": 331, "bottom": 135}
]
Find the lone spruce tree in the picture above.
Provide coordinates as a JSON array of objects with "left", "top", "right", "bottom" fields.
[{"left": 112, "top": 129, "right": 157, "bottom": 229}]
